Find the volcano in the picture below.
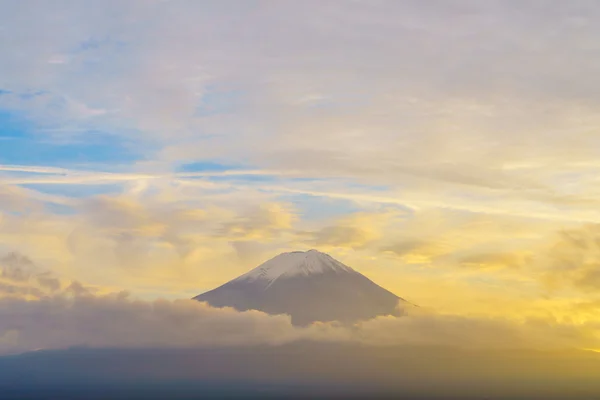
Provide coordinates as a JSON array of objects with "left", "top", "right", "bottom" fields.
[{"left": 193, "top": 249, "right": 408, "bottom": 325}]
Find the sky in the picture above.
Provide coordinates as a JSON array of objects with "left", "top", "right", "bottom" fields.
[{"left": 2, "top": 0, "right": 600, "bottom": 363}]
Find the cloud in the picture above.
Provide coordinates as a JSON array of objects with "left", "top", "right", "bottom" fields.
[
  {"left": 1, "top": 252, "right": 36, "bottom": 282},
  {"left": 0, "top": 182, "right": 586, "bottom": 315},
  {"left": 0, "top": 252, "right": 62, "bottom": 299},
  {"left": 0, "top": 185, "right": 308, "bottom": 299},
  {"left": 4, "top": 1, "right": 600, "bottom": 209},
  {"left": 219, "top": 202, "right": 297, "bottom": 241},
  {"left": 368, "top": 208, "right": 552, "bottom": 268},
  {"left": 539, "top": 224, "right": 600, "bottom": 292},
  {"left": 0, "top": 292, "right": 597, "bottom": 356},
  {"left": 458, "top": 251, "right": 530, "bottom": 270},
  {"left": 352, "top": 308, "right": 600, "bottom": 350},
  {"left": 35, "top": 272, "right": 61, "bottom": 292},
  {"left": 0, "top": 185, "right": 40, "bottom": 213},
  {"left": 306, "top": 212, "right": 389, "bottom": 249},
  {"left": 0, "top": 294, "right": 300, "bottom": 355}
]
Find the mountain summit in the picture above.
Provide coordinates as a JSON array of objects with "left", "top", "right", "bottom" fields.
[{"left": 193, "top": 249, "right": 407, "bottom": 325}]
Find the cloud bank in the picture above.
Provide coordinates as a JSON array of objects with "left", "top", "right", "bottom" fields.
[{"left": 0, "top": 287, "right": 598, "bottom": 356}]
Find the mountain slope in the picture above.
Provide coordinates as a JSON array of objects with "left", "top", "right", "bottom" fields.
[{"left": 193, "top": 250, "right": 407, "bottom": 325}]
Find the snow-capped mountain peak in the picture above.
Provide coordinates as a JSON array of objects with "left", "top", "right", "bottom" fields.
[
  {"left": 233, "top": 249, "right": 355, "bottom": 285},
  {"left": 194, "top": 249, "right": 407, "bottom": 325}
]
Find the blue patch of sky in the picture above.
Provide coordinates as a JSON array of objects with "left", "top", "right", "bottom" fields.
[
  {"left": 176, "top": 160, "right": 248, "bottom": 173},
  {"left": 0, "top": 109, "right": 29, "bottom": 139},
  {"left": 206, "top": 174, "right": 281, "bottom": 183},
  {"left": 341, "top": 181, "right": 390, "bottom": 192},
  {"left": 0, "top": 109, "right": 146, "bottom": 167},
  {"left": 21, "top": 183, "right": 124, "bottom": 199},
  {"left": 18, "top": 90, "right": 48, "bottom": 101},
  {"left": 75, "top": 37, "right": 109, "bottom": 52},
  {"left": 72, "top": 36, "right": 129, "bottom": 54}
]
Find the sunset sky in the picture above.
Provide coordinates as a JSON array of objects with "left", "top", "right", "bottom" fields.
[{"left": 2, "top": 1, "right": 600, "bottom": 358}]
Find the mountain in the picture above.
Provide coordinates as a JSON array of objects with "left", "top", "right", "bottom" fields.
[{"left": 193, "top": 249, "right": 408, "bottom": 325}]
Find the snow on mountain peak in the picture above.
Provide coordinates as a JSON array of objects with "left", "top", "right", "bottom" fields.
[{"left": 234, "top": 249, "right": 355, "bottom": 284}]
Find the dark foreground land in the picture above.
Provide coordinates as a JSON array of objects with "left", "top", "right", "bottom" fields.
[{"left": 1, "top": 342, "right": 599, "bottom": 399}]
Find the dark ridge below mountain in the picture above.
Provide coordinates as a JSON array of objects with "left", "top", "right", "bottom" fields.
[{"left": 1, "top": 345, "right": 599, "bottom": 400}]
